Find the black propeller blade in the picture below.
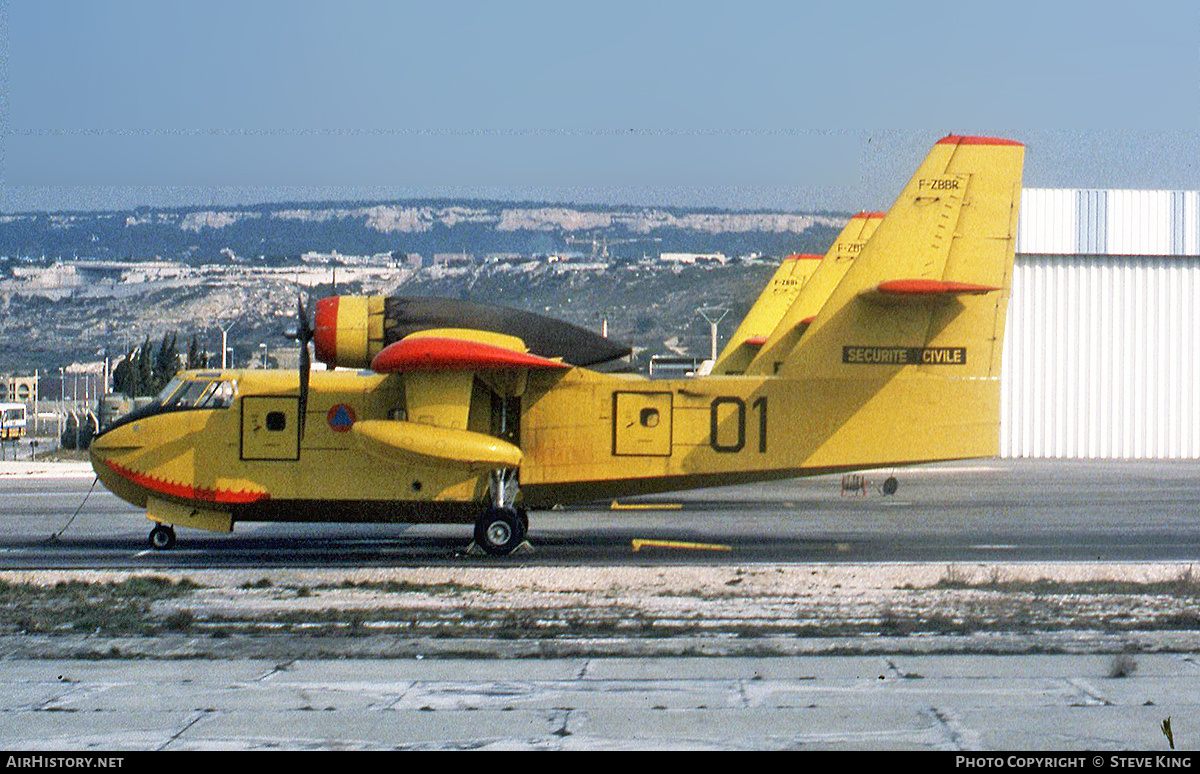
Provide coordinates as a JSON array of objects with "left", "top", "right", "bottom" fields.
[{"left": 295, "top": 295, "right": 313, "bottom": 442}]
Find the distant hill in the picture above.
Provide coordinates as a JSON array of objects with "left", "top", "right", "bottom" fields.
[
  {"left": 0, "top": 197, "right": 852, "bottom": 386},
  {"left": 0, "top": 198, "right": 849, "bottom": 264}
]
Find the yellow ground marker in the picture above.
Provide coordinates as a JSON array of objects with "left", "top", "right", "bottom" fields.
[
  {"left": 631, "top": 539, "right": 732, "bottom": 553},
  {"left": 610, "top": 501, "right": 683, "bottom": 510}
]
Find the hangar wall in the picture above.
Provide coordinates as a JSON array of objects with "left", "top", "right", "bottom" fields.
[{"left": 999, "top": 188, "right": 1200, "bottom": 459}]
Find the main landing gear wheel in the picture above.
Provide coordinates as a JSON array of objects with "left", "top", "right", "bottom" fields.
[
  {"left": 882, "top": 476, "right": 899, "bottom": 496},
  {"left": 474, "top": 506, "right": 526, "bottom": 556},
  {"left": 149, "top": 524, "right": 176, "bottom": 550}
]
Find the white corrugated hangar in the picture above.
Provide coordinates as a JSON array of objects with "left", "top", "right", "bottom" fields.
[{"left": 1000, "top": 188, "right": 1200, "bottom": 459}]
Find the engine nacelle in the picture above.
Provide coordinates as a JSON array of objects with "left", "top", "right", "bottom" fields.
[
  {"left": 313, "top": 295, "right": 631, "bottom": 370},
  {"left": 313, "top": 296, "right": 382, "bottom": 369}
]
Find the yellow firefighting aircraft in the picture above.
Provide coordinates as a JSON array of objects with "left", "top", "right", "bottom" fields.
[
  {"left": 710, "top": 211, "right": 885, "bottom": 375},
  {"left": 89, "top": 134, "right": 1024, "bottom": 554}
]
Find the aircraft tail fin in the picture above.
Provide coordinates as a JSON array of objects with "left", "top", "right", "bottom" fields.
[
  {"left": 745, "top": 211, "right": 884, "bottom": 375},
  {"left": 779, "top": 135, "right": 1024, "bottom": 381},
  {"left": 772, "top": 135, "right": 1024, "bottom": 469},
  {"left": 709, "top": 253, "right": 823, "bottom": 375}
]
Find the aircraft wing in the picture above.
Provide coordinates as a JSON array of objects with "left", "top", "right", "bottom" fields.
[
  {"left": 369, "top": 330, "right": 571, "bottom": 373},
  {"left": 348, "top": 328, "right": 568, "bottom": 470}
]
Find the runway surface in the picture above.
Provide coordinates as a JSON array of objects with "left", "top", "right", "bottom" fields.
[{"left": 1, "top": 458, "right": 1198, "bottom": 567}]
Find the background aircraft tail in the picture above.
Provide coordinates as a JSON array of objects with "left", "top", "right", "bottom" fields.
[
  {"left": 745, "top": 211, "right": 884, "bottom": 375},
  {"left": 709, "top": 253, "right": 822, "bottom": 375}
]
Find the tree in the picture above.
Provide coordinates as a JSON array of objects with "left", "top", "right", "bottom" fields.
[
  {"left": 112, "top": 331, "right": 200, "bottom": 397},
  {"left": 137, "top": 336, "right": 154, "bottom": 397},
  {"left": 188, "top": 334, "right": 210, "bottom": 368},
  {"left": 187, "top": 335, "right": 201, "bottom": 370},
  {"left": 153, "top": 333, "right": 179, "bottom": 393},
  {"left": 112, "top": 348, "right": 136, "bottom": 397}
]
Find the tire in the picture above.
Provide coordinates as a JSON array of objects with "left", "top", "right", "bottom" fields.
[
  {"left": 474, "top": 507, "right": 525, "bottom": 556},
  {"left": 149, "top": 524, "right": 176, "bottom": 550},
  {"left": 882, "top": 476, "right": 899, "bottom": 496}
]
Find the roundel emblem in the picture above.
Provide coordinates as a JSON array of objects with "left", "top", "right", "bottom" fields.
[{"left": 326, "top": 403, "right": 357, "bottom": 432}]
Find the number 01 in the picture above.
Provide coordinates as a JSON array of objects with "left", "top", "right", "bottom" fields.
[{"left": 709, "top": 396, "right": 767, "bottom": 453}]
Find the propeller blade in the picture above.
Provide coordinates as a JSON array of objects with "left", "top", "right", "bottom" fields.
[{"left": 296, "top": 295, "right": 313, "bottom": 443}]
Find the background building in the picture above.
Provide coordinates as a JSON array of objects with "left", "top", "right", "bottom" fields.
[
  {"left": 0, "top": 375, "right": 38, "bottom": 403},
  {"left": 1001, "top": 189, "right": 1200, "bottom": 459}
]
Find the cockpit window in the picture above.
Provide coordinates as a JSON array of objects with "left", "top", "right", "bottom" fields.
[
  {"left": 163, "top": 380, "right": 211, "bottom": 408},
  {"left": 201, "top": 380, "right": 236, "bottom": 408},
  {"left": 155, "top": 378, "right": 185, "bottom": 405},
  {"left": 158, "top": 379, "right": 238, "bottom": 410}
]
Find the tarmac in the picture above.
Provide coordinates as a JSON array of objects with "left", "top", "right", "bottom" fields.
[
  {"left": 2, "top": 459, "right": 1198, "bottom": 750},
  {"left": 2, "top": 655, "right": 1195, "bottom": 750}
]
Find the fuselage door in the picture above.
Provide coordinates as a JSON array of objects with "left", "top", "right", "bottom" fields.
[
  {"left": 612, "top": 391, "right": 673, "bottom": 456},
  {"left": 241, "top": 396, "right": 301, "bottom": 461}
]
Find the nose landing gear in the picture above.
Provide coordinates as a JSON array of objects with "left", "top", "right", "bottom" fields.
[{"left": 149, "top": 523, "right": 176, "bottom": 550}]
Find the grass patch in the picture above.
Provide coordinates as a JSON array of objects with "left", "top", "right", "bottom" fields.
[
  {"left": 922, "top": 566, "right": 1200, "bottom": 597},
  {"left": 0, "top": 575, "right": 203, "bottom": 636},
  {"left": 312, "top": 580, "right": 486, "bottom": 595}
]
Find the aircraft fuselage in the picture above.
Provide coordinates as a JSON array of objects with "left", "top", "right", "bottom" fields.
[{"left": 90, "top": 362, "right": 997, "bottom": 529}]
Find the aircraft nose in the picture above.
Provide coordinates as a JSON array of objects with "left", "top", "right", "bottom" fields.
[
  {"left": 89, "top": 422, "right": 144, "bottom": 455},
  {"left": 87, "top": 422, "right": 151, "bottom": 510},
  {"left": 89, "top": 421, "right": 145, "bottom": 484}
]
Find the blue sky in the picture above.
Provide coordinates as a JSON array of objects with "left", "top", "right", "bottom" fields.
[{"left": 2, "top": 0, "right": 1197, "bottom": 213}]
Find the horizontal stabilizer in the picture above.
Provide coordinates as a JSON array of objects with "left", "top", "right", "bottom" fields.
[
  {"left": 371, "top": 336, "right": 571, "bottom": 373},
  {"left": 860, "top": 279, "right": 1001, "bottom": 303},
  {"left": 352, "top": 419, "right": 522, "bottom": 469}
]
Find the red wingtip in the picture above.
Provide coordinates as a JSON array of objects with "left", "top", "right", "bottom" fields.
[
  {"left": 937, "top": 134, "right": 1023, "bottom": 147},
  {"left": 852, "top": 211, "right": 887, "bottom": 219}
]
